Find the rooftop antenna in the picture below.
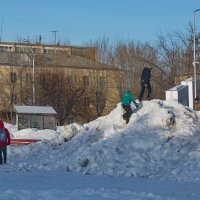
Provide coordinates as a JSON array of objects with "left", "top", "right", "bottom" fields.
[
  {"left": 0, "top": 18, "right": 3, "bottom": 42},
  {"left": 49, "top": 30, "right": 59, "bottom": 45}
]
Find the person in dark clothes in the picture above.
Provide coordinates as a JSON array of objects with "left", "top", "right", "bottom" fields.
[
  {"left": 121, "top": 90, "right": 138, "bottom": 124},
  {"left": 0, "top": 120, "right": 11, "bottom": 165},
  {"left": 138, "top": 65, "right": 152, "bottom": 102}
]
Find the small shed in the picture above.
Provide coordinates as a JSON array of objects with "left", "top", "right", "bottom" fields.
[{"left": 14, "top": 105, "right": 57, "bottom": 130}]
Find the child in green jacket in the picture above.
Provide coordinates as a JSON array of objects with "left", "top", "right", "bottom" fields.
[{"left": 121, "top": 90, "right": 138, "bottom": 124}]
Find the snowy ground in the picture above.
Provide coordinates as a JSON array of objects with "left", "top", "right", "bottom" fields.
[
  {"left": 1, "top": 99, "right": 200, "bottom": 199},
  {"left": 1, "top": 170, "right": 200, "bottom": 200}
]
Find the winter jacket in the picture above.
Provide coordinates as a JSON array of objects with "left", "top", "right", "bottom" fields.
[
  {"left": 121, "top": 91, "right": 137, "bottom": 106},
  {"left": 0, "top": 120, "right": 11, "bottom": 147},
  {"left": 141, "top": 67, "right": 151, "bottom": 84}
]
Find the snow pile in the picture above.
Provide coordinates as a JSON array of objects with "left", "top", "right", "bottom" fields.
[{"left": 4, "top": 100, "right": 200, "bottom": 182}]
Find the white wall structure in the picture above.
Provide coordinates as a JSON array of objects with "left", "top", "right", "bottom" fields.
[
  {"left": 196, "top": 79, "right": 200, "bottom": 99},
  {"left": 165, "top": 77, "right": 200, "bottom": 110},
  {"left": 165, "top": 77, "right": 200, "bottom": 109},
  {"left": 165, "top": 85, "right": 189, "bottom": 107},
  {"left": 181, "top": 77, "right": 194, "bottom": 109}
]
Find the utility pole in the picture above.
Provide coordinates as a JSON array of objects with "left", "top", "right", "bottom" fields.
[
  {"left": 0, "top": 19, "right": 3, "bottom": 42},
  {"left": 49, "top": 30, "right": 59, "bottom": 45},
  {"left": 193, "top": 9, "right": 200, "bottom": 103}
]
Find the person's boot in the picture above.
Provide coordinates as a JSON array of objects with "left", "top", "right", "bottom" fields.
[
  {"left": 123, "top": 113, "right": 127, "bottom": 121},
  {"left": 147, "top": 92, "right": 151, "bottom": 100},
  {"left": 138, "top": 95, "right": 142, "bottom": 102},
  {"left": 126, "top": 117, "right": 130, "bottom": 124}
]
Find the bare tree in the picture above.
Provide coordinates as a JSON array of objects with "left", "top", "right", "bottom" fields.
[
  {"left": 87, "top": 69, "right": 107, "bottom": 117},
  {"left": 109, "top": 40, "right": 159, "bottom": 99},
  {"left": 37, "top": 67, "right": 85, "bottom": 125}
]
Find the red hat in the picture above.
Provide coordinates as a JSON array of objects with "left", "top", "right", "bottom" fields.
[{"left": 0, "top": 120, "right": 4, "bottom": 128}]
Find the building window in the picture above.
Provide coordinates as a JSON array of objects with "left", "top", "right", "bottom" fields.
[
  {"left": 96, "top": 91, "right": 106, "bottom": 105},
  {"left": 11, "top": 94, "right": 17, "bottom": 104},
  {"left": 10, "top": 72, "right": 17, "bottom": 83},
  {"left": 83, "top": 76, "right": 90, "bottom": 86},
  {"left": 0, "top": 46, "right": 12, "bottom": 52},
  {"left": 67, "top": 116, "right": 75, "bottom": 124},
  {"left": 84, "top": 96, "right": 90, "bottom": 108},
  {"left": 99, "top": 77, "right": 106, "bottom": 86},
  {"left": 26, "top": 73, "right": 32, "bottom": 83},
  {"left": 67, "top": 75, "right": 75, "bottom": 84}
]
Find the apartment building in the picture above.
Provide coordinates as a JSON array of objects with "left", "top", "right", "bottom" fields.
[{"left": 0, "top": 42, "right": 120, "bottom": 124}]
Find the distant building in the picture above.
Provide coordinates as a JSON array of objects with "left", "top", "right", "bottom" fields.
[
  {"left": 0, "top": 42, "right": 120, "bottom": 124},
  {"left": 0, "top": 42, "right": 98, "bottom": 61}
]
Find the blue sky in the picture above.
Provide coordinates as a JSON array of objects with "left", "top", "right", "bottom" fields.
[{"left": 0, "top": 0, "right": 199, "bottom": 45}]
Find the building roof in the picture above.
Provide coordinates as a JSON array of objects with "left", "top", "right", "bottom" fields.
[
  {"left": 35, "top": 54, "right": 114, "bottom": 70},
  {"left": 0, "top": 51, "right": 117, "bottom": 71},
  {"left": 14, "top": 105, "right": 57, "bottom": 115},
  {"left": 0, "top": 52, "right": 29, "bottom": 66}
]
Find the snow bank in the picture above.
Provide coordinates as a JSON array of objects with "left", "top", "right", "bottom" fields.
[{"left": 4, "top": 100, "right": 200, "bottom": 182}]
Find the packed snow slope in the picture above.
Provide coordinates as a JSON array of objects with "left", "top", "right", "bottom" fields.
[{"left": 5, "top": 100, "right": 200, "bottom": 182}]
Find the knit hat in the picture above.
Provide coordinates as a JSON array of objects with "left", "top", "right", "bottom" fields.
[
  {"left": 0, "top": 120, "right": 4, "bottom": 128},
  {"left": 146, "top": 65, "right": 152, "bottom": 70}
]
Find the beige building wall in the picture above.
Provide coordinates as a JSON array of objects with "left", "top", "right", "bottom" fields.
[{"left": 0, "top": 42, "right": 120, "bottom": 123}]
